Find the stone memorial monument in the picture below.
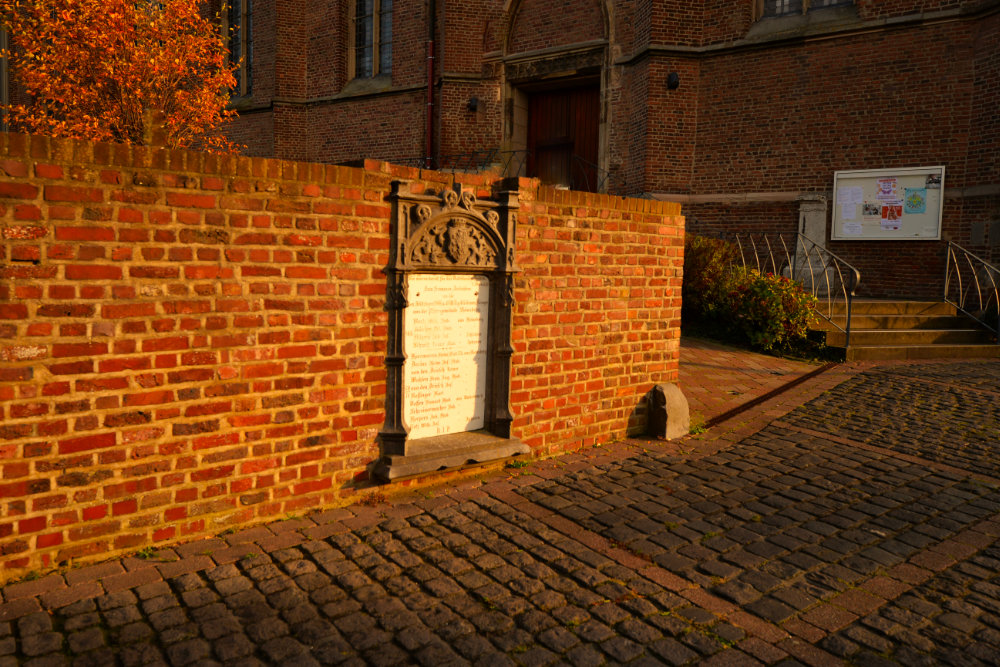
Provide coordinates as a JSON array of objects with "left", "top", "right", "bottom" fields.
[{"left": 374, "top": 182, "right": 529, "bottom": 480}]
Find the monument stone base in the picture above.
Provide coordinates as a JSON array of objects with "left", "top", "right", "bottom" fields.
[{"left": 372, "top": 430, "right": 529, "bottom": 481}]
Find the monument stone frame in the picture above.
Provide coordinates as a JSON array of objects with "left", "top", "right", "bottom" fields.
[{"left": 374, "top": 181, "right": 528, "bottom": 480}]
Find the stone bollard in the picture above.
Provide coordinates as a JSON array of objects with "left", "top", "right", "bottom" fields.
[{"left": 647, "top": 383, "right": 690, "bottom": 440}]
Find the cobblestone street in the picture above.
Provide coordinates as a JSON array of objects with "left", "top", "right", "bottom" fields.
[{"left": 1, "top": 356, "right": 999, "bottom": 665}]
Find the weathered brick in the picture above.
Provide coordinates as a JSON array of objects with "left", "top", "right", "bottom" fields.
[
  {"left": 52, "top": 343, "right": 108, "bottom": 358},
  {"left": 0, "top": 182, "right": 39, "bottom": 199},
  {"left": 102, "top": 303, "right": 158, "bottom": 319},
  {"left": 55, "top": 226, "right": 115, "bottom": 242},
  {"left": 165, "top": 192, "right": 216, "bottom": 208},
  {"left": 2, "top": 224, "right": 47, "bottom": 239},
  {"left": 65, "top": 265, "right": 122, "bottom": 280},
  {"left": 0, "top": 304, "right": 29, "bottom": 319},
  {"left": 58, "top": 433, "right": 116, "bottom": 455},
  {"left": 44, "top": 185, "right": 102, "bottom": 202}
]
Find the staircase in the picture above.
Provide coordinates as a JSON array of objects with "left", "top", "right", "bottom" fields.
[{"left": 814, "top": 299, "right": 1000, "bottom": 361}]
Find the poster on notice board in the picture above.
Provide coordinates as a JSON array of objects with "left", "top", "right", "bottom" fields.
[{"left": 831, "top": 166, "right": 944, "bottom": 241}]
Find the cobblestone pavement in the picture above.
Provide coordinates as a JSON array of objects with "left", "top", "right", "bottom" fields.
[
  {"left": 780, "top": 364, "right": 1000, "bottom": 479},
  {"left": 821, "top": 536, "right": 1000, "bottom": 665},
  {"left": 1, "top": 358, "right": 998, "bottom": 665},
  {"left": 0, "top": 498, "right": 747, "bottom": 667}
]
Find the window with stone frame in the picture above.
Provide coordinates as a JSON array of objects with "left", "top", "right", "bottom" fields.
[
  {"left": 351, "top": 0, "right": 392, "bottom": 78},
  {"left": 759, "top": 0, "right": 851, "bottom": 17},
  {"left": 1, "top": 28, "right": 8, "bottom": 131},
  {"left": 226, "top": 0, "right": 252, "bottom": 97}
]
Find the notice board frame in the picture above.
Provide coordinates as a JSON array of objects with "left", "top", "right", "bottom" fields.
[{"left": 830, "top": 166, "right": 945, "bottom": 241}]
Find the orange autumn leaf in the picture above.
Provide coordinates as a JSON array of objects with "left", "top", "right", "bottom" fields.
[{"left": 0, "top": 0, "right": 241, "bottom": 153}]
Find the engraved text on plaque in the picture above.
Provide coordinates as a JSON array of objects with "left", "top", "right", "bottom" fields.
[{"left": 402, "top": 274, "right": 490, "bottom": 439}]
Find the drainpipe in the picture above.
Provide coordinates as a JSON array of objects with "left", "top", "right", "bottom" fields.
[{"left": 424, "top": 0, "right": 436, "bottom": 168}]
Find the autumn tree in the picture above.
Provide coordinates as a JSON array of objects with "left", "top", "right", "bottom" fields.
[{"left": 0, "top": 0, "right": 240, "bottom": 152}]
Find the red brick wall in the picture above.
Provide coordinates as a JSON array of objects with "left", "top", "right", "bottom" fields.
[
  {"left": 700, "top": 0, "right": 753, "bottom": 44},
  {"left": 441, "top": 0, "right": 499, "bottom": 71},
  {"left": 971, "top": 13, "right": 999, "bottom": 190},
  {"left": 693, "top": 22, "right": 975, "bottom": 194},
  {"left": 382, "top": 0, "right": 432, "bottom": 87},
  {"left": 273, "top": 104, "right": 313, "bottom": 162},
  {"left": 685, "top": 202, "right": 800, "bottom": 240},
  {"left": 617, "top": 0, "right": 645, "bottom": 54},
  {"left": 695, "top": 0, "right": 985, "bottom": 46},
  {"left": 855, "top": 0, "right": 974, "bottom": 19},
  {"left": 437, "top": 82, "right": 504, "bottom": 159},
  {"left": 971, "top": 12, "right": 1000, "bottom": 264},
  {"left": 681, "top": 16, "right": 996, "bottom": 297},
  {"left": 643, "top": 58, "right": 700, "bottom": 194},
  {"left": 307, "top": 93, "right": 427, "bottom": 164},
  {"left": 0, "top": 132, "right": 683, "bottom": 580},
  {"left": 274, "top": 0, "right": 311, "bottom": 100},
  {"left": 513, "top": 186, "right": 683, "bottom": 451},
  {"left": 507, "top": 0, "right": 606, "bottom": 54},
  {"left": 649, "top": 0, "right": 705, "bottom": 47},
  {"left": 608, "top": 62, "right": 649, "bottom": 195},
  {"left": 304, "top": 1, "right": 348, "bottom": 96},
  {"left": 224, "top": 111, "right": 275, "bottom": 159},
  {"left": 240, "top": 0, "right": 277, "bottom": 106}
]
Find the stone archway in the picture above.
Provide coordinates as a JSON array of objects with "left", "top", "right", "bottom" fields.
[{"left": 498, "top": 0, "right": 614, "bottom": 191}]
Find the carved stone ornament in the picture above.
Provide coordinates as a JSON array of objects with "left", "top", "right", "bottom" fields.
[
  {"left": 502, "top": 274, "right": 515, "bottom": 308},
  {"left": 411, "top": 219, "right": 497, "bottom": 267},
  {"left": 391, "top": 184, "right": 516, "bottom": 273},
  {"left": 386, "top": 274, "right": 408, "bottom": 310},
  {"left": 504, "top": 47, "right": 604, "bottom": 84},
  {"left": 485, "top": 210, "right": 500, "bottom": 231}
]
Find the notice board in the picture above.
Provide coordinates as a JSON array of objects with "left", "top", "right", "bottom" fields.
[{"left": 831, "top": 166, "right": 945, "bottom": 241}]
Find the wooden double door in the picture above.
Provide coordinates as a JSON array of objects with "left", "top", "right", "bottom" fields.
[{"left": 526, "top": 85, "right": 600, "bottom": 192}]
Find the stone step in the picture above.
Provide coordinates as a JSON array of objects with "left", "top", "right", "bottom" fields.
[
  {"left": 826, "top": 299, "right": 957, "bottom": 316},
  {"left": 813, "top": 314, "right": 971, "bottom": 331},
  {"left": 812, "top": 299, "right": 998, "bottom": 359},
  {"left": 842, "top": 344, "right": 1000, "bottom": 361},
  {"left": 823, "top": 328, "right": 994, "bottom": 347}
]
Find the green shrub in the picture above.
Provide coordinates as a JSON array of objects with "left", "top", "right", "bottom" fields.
[
  {"left": 682, "top": 234, "right": 740, "bottom": 322},
  {"left": 729, "top": 270, "right": 818, "bottom": 352},
  {"left": 682, "top": 234, "right": 818, "bottom": 353}
]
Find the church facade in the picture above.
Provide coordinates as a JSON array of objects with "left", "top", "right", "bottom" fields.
[{"left": 163, "top": 1, "right": 1000, "bottom": 294}]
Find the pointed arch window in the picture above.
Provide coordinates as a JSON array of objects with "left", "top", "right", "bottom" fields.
[
  {"left": 227, "top": 0, "right": 252, "bottom": 96},
  {"left": 1, "top": 28, "right": 9, "bottom": 131},
  {"left": 759, "top": 0, "right": 851, "bottom": 17},
  {"left": 352, "top": 0, "right": 392, "bottom": 78}
]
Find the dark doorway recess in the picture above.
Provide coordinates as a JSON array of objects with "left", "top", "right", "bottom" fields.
[{"left": 527, "top": 85, "right": 600, "bottom": 192}]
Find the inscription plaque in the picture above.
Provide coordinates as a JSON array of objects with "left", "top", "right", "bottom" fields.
[
  {"left": 376, "top": 182, "right": 527, "bottom": 480},
  {"left": 403, "top": 274, "right": 489, "bottom": 439}
]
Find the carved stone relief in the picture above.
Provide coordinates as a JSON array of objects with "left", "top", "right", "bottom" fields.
[
  {"left": 504, "top": 47, "right": 604, "bottom": 83},
  {"left": 411, "top": 219, "right": 498, "bottom": 266}
]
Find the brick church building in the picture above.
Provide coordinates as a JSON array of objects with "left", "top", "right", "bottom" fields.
[
  {"left": 214, "top": 0, "right": 998, "bottom": 297},
  {"left": 3, "top": 1, "right": 997, "bottom": 295}
]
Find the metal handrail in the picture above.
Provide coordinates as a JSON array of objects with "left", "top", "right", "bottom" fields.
[
  {"left": 569, "top": 155, "right": 610, "bottom": 193},
  {"left": 732, "top": 233, "right": 861, "bottom": 348},
  {"left": 944, "top": 242, "right": 1000, "bottom": 341},
  {"left": 383, "top": 150, "right": 610, "bottom": 192},
  {"left": 386, "top": 150, "right": 530, "bottom": 177}
]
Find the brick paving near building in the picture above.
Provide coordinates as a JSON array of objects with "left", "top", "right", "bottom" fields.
[
  {"left": 677, "top": 337, "right": 823, "bottom": 426},
  {"left": 1, "top": 350, "right": 999, "bottom": 666}
]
